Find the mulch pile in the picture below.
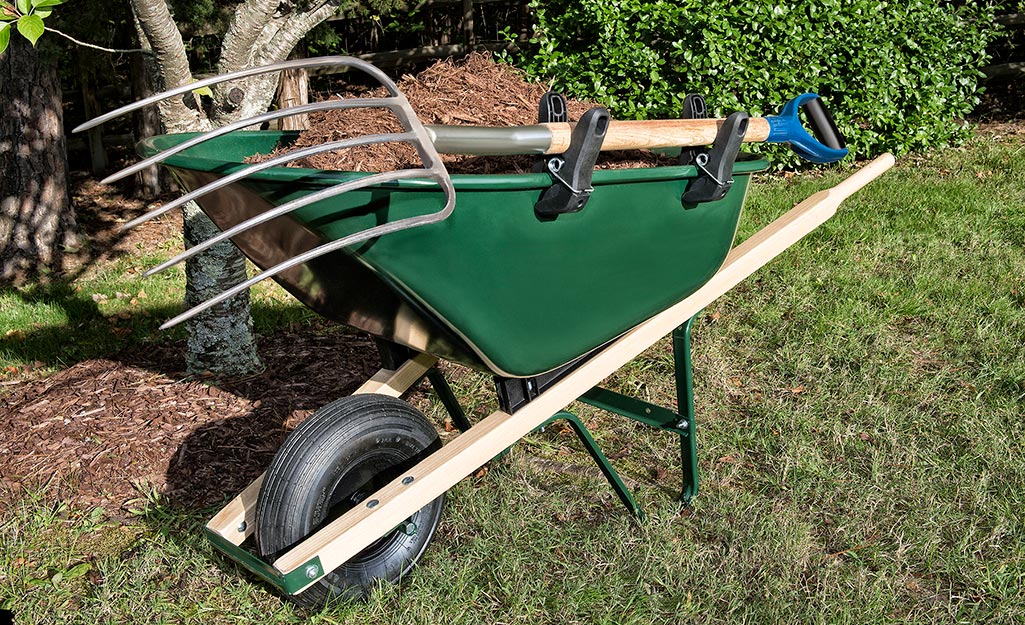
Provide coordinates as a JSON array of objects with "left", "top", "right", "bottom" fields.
[
  {"left": 0, "top": 327, "right": 399, "bottom": 516},
  {"left": 255, "top": 52, "right": 672, "bottom": 173}
]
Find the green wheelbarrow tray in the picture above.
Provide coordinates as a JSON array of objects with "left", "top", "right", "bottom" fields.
[{"left": 143, "top": 131, "right": 767, "bottom": 378}]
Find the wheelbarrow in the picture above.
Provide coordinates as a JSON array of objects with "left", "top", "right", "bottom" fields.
[{"left": 76, "top": 57, "right": 895, "bottom": 608}]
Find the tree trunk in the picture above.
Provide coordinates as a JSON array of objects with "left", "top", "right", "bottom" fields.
[
  {"left": 0, "top": 36, "right": 78, "bottom": 284},
  {"left": 277, "top": 50, "right": 310, "bottom": 131},
  {"left": 132, "top": 0, "right": 262, "bottom": 377},
  {"left": 80, "top": 65, "right": 109, "bottom": 176},
  {"left": 128, "top": 0, "right": 345, "bottom": 376},
  {"left": 182, "top": 204, "right": 262, "bottom": 375},
  {"left": 462, "top": 0, "right": 475, "bottom": 46},
  {"left": 130, "top": 38, "right": 164, "bottom": 198}
]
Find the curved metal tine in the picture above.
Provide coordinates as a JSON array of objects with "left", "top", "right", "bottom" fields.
[
  {"left": 146, "top": 164, "right": 433, "bottom": 276},
  {"left": 121, "top": 132, "right": 416, "bottom": 231},
  {"left": 159, "top": 173, "right": 455, "bottom": 329},
  {"left": 101, "top": 97, "right": 404, "bottom": 185},
  {"left": 72, "top": 56, "right": 404, "bottom": 134}
]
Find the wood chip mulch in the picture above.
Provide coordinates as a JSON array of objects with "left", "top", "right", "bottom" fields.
[
  {"left": 0, "top": 326, "right": 388, "bottom": 517},
  {"left": 253, "top": 52, "right": 673, "bottom": 173}
]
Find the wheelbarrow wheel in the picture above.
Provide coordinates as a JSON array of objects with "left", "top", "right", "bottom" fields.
[{"left": 255, "top": 394, "right": 444, "bottom": 608}]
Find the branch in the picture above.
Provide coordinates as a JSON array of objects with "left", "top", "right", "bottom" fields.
[
  {"left": 47, "top": 27, "right": 154, "bottom": 55},
  {"left": 218, "top": 0, "right": 280, "bottom": 75},
  {"left": 131, "top": 0, "right": 192, "bottom": 86},
  {"left": 131, "top": 0, "right": 210, "bottom": 132},
  {"left": 210, "top": 1, "right": 346, "bottom": 124},
  {"left": 253, "top": 1, "right": 348, "bottom": 65}
]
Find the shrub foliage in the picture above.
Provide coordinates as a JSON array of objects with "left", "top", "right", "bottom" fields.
[{"left": 515, "top": 0, "right": 1002, "bottom": 163}]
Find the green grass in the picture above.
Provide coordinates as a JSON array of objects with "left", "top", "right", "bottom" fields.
[
  {"left": 2, "top": 134, "right": 1024, "bottom": 623},
  {"left": 0, "top": 251, "right": 320, "bottom": 377}
]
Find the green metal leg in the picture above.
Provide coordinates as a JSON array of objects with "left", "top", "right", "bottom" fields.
[
  {"left": 673, "top": 316, "right": 700, "bottom": 505},
  {"left": 575, "top": 313, "right": 701, "bottom": 507},
  {"left": 426, "top": 369, "right": 473, "bottom": 433},
  {"left": 430, "top": 311, "right": 702, "bottom": 514},
  {"left": 542, "top": 411, "right": 643, "bottom": 519}
]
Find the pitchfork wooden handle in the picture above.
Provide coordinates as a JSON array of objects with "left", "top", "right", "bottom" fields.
[{"left": 542, "top": 117, "right": 772, "bottom": 153}]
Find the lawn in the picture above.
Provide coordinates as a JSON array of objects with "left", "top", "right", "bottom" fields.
[{"left": 1, "top": 130, "right": 1023, "bottom": 624}]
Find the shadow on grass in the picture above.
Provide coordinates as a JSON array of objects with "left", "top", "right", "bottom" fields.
[
  {"left": 0, "top": 278, "right": 323, "bottom": 372},
  {"left": 0, "top": 281, "right": 169, "bottom": 372}
]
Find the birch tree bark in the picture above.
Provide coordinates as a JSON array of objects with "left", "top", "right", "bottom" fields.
[{"left": 130, "top": 0, "right": 347, "bottom": 376}]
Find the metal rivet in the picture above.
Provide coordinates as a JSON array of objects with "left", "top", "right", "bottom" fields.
[
  {"left": 366, "top": 499, "right": 379, "bottom": 508},
  {"left": 402, "top": 476, "right": 414, "bottom": 485},
  {"left": 237, "top": 521, "right": 247, "bottom": 533},
  {"left": 304, "top": 564, "right": 319, "bottom": 579}
]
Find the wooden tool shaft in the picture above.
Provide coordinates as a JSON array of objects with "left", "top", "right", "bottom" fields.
[{"left": 544, "top": 117, "right": 771, "bottom": 154}]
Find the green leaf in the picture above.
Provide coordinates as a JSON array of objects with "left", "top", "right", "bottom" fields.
[
  {"left": 192, "top": 85, "right": 213, "bottom": 98},
  {"left": 16, "top": 13, "right": 42, "bottom": 45},
  {"left": 64, "top": 563, "right": 91, "bottom": 579},
  {"left": 31, "top": 0, "right": 63, "bottom": 7},
  {"left": 0, "top": 22, "right": 9, "bottom": 55},
  {"left": 15, "top": 0, "right": 28, "bottom": 14},
  {"left": 33, "top": 6, "right": 50, "bottom": 17}
]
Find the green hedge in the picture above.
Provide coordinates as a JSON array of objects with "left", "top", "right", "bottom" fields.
[{"left": 514, "top": 0, "right": 1002, "bottom": 164}]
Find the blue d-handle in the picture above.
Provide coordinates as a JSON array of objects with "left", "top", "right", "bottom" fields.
[{"left": 765, "top": 93, "right": 849, "bottom": 164}]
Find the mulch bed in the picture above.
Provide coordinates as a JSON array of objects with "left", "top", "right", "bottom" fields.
[
  {"left": 252, "top": 52, "right": 673, "bottom": 173},
  {"left": 0, "top": 326, "right": 391, "bottom": 516}
]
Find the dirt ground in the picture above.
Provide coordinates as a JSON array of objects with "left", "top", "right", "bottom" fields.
[{"left": 1, "top": 53, "right": 1021, "bottom": 518}]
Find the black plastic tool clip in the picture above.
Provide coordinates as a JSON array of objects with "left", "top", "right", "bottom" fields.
[
  {"left": 678, "top": 93, "right": 708, "bottom": 167},
  {"left": 534, "top": 106, "right": 610, "bottom": 219},
  {"left": 681, "top": 111, "right": 749, "bottom": 205},
  {"left": 534, "top": 92, "right": 569, "bottom": 173}
]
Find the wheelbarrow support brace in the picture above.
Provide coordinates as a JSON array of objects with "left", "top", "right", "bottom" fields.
[{"left": 534, "top": 106, "right": 610, "bottom": 218}]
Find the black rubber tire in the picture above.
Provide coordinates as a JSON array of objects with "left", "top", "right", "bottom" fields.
[{"left": 255, "top": 394, "right": 444, "bottom": 609}]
